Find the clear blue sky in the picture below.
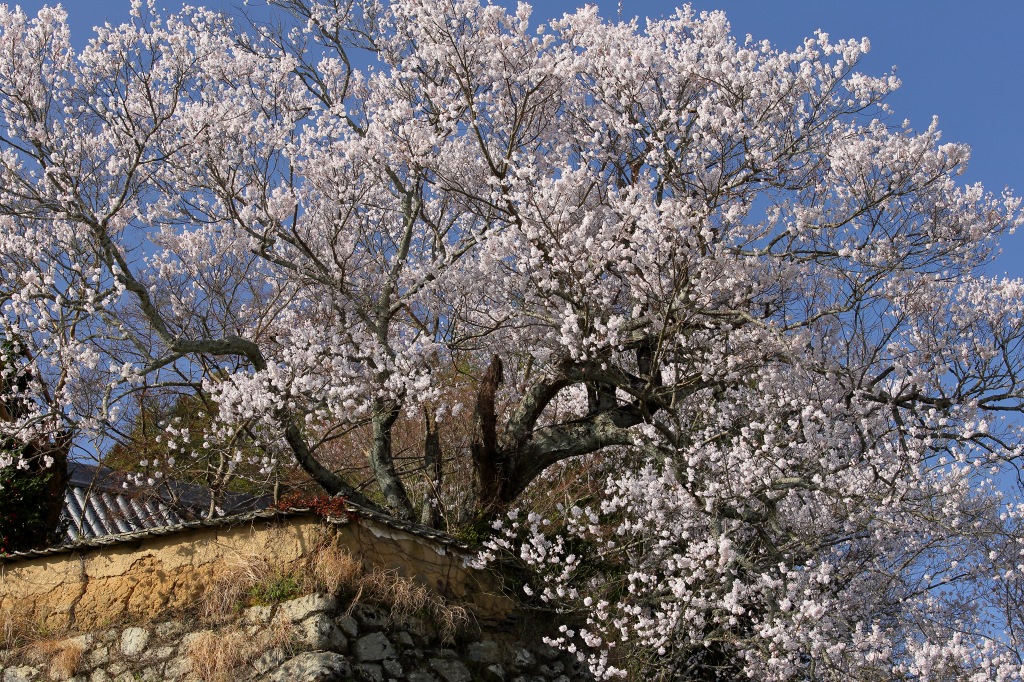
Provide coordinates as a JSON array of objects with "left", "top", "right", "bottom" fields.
[{"left": 15, "top": 0, "right": 1024, "bottom": 277}]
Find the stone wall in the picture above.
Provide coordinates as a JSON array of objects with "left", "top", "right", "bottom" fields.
[
  {"left": 1, "top": 592, "right": 591, "bottom": 682},
  {"left": 0, "top": 505, "right": 583, "bottom": 682},
  {"left": 0, "top": 510, "right": 514, "bottom": 631}
]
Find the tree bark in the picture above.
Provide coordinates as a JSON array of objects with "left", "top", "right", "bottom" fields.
[
  {"left": 470, "top": 355, "right": 665, "bottom": 521},
  {"left": 471, "top": 355, "right": 505, "bottom": 517},
  {"left": 419, "top": 405, "right": 442, "bottom": 528},
  {"left": 370, "top": 398, "right": 415, "bottom": 520},
  {"left": 497, "top": 404, "right": 645, "bottom": 509}
]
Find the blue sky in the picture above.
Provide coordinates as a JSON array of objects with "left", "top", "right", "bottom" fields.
[{"left": 15, "top": 0, "right": 1024, "bottom": 277}]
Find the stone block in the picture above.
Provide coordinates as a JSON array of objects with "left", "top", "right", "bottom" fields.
[
  {"left": 382, "top": 657, "right": 403, "bottom": 678},
  {"left": 153, "top": 621, "right": 185, "bottom": 640},
  {"left": 563, "top": 657, "right": 591, "bottom": 678},
  {"left": 357, "top": 663, "right": 384, "bottom": 682},
  {"left": 277, "top": 593, "right": 338, "bottom": 623},
  {"left": 86, "top": 645, "right": 110, "bottom": 668},
  {"left": 300, "top": 613, "right": 348, "bottom": 651},
  {"left": 354, "top": 632, "right": 396, "bottom": 662},
  {"left": 512, "top": 648, "right": 536, "bottom": 670},
  {"left": 2, "top": 666, "right": 39, "bottom": 682},
  {"left": 351, "top": 603, "right": 389, "bottom": 632},
  {"left": 428, "top": 657, "right": 472, "bottom": 682},
  {"left": 483, "top": 664, "right": 508, "bottom": 682},
  {"left": 163, "top": 656, "right": 191, "bottom": 681},
  {"left": 63, "top": 634, "right": 94, "bottom": 650},
  {"left": 178, "top": 630, "right": 212, "bottom": 652},
  {"left": 142, "top": 645, "right": 175, "bottom": 663},
  {"left": 533, "top": 643, "right": 561, "bottom": 661},
  {"left": 335, "top": 614, "right": 359, "bottom": 639},
  {"left": 119, "top": 627, "right": 150, "bottom": 657},
  {"left": 403, "top": 616, "right": 431, "bottom": 643},
  {"left": 466, "top": 641, "right": 502, "bottom": 665},
  {"left": 542, "top": 661, "right": 567, "bottom": 676},
  {"left": 269, "top": 651, "right": 353, "bottom": 682},
  {"left": 137, "top": 666, "right": 162, "bottom": 682},
  {"left": 406, "top": 672, "right": 439, "bottom": 682},
  {"left": 253, "top": 647, "right": 290, "bottom": 675},
  {"left": 243, "top": 604, "right": 275, "bottom": 625}
]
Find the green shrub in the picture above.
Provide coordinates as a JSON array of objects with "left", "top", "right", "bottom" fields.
[
  {"left": 245, "top": 573, "right": 302, "bottom": 605},
  {"left": 0, "top": 336, "right": 68, "bottom": 555}
]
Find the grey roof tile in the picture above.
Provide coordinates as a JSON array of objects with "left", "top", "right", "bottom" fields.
[
  {"left": 1, "top": 462, "right": 468, "bottom": 562},
  {"left": 59, "top": 462, "right": 267, "bottom": 542}
]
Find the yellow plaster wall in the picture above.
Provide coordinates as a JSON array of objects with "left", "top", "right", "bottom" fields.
[{"left": 0, "top": 514, "right": 512, "bottom": 631}]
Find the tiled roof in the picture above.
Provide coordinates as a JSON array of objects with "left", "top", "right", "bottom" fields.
[
  {"left": 2, "top": 501, "right": 467, "bottom": 562},
  {"left": 0, "top": 462, "right": 467, "bottom": 562},
  {"left": 3, "top": 507, "right": 294, "bottom": 560},
  {"left": 62, "top": 462, "right": 269, "bottom": 542}
]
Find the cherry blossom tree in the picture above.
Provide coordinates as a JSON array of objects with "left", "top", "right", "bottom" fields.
[{"left": 1, "top": 0, "right": 1023, "bottom": 676}]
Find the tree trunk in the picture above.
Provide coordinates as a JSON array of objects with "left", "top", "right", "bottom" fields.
[
  {"left": 370, "top": 398, "right": 415, "bottom": 520},
  {"left": 470, "top": 356, "right": 657, "bottom": 522},
  {"left": 471, "top": 355, "right": 505, "bottom": 517},
  {"left": 419, "top": 406, "right": 442, "bottom": 528}
]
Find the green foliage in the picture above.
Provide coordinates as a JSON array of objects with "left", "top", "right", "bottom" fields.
[
  {"left": 0, "top": 335, "right": 65, "bottom": 555},
  {"left": 245, "top": 574, "right": 302, "bottom": 606},
  {"left": 0, "top": 460, "right": 65, "bottom": 555},
  {"left": 450, "top": 515, "right": 492, "bottom": 546}
]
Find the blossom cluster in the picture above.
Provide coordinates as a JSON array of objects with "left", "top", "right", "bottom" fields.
[{"left": 0, "top": 1, "right": 1022, "bottom": 676}]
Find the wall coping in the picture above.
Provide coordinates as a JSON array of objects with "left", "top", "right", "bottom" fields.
[{"left": 0, "top": 500, "right": 471, "bottom": 563}]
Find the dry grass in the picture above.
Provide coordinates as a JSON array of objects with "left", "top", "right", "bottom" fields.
[
  {"left": 185, "top": 628, "right": 255, "bottom": 682},
  {"left": 17, "top": 636, "right": 83, "bottom": 680},
  {"left": 427, "top": 599, "right": 471, "bottom": 643},
  {"left": 185, "top": 617, "right": 298, "bottom": 682},
  {"left": 1, "top": 613, "right": 18, "bottom": 659},
  {"left": 304, "top": 530, "right": 471, "bottom": 642},
  {"left": 201, "top": 557, "right": 262, "bottom": 623},
  {"left": 289, "top": 530, "right": 470, "bottom": 642},
  {"left": 201, "top": 550, "right": 303, "bottom": 623},
  {"left": 46, "top": 642, "right": 84, "bottom": 680},
  {"left": 359, "top": 567, "right": 470, "bottom": 642},
  {"left": 265, "top": 615, "right": 300, "bottom": 654},
  {"left": 301, "top": 534, "right": 363, "bottom": 596},
  {"left": 200, "top": 527, "right": 369, "bottom": 624},
  {"left": 200, "top": 529, "right": 368, "bottom": 624},
  {"left": 361, "top": 567, "right": 430, "bottom": 620},
  {"left": 0, "top": 607, "right": 83, "bottom": 677},
  {"left": 1, "top": 605, "right": 41, "bottom": 652}
]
